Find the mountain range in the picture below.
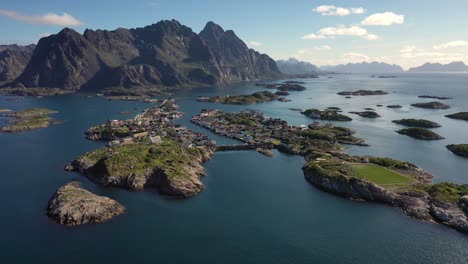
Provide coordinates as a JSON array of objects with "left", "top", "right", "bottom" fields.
[
  {"left": 0, "top": 44, "right": 35, "bottom": 82},
  {"left": 319, "top": 62, "right": 404, "bottom": 73},
  {"left": 408, "top": 61, "right": 468, "bottom": 73},
  {"left": 276, "top": 58, "right": 318, "bottom": 75},
  {"left": 3, "top": 20, "right": 281, "bottom": 94}
]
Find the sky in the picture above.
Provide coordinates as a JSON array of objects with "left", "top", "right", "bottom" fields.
[{"left": 1, "top": 0, "right": 468, "bottom": 69}]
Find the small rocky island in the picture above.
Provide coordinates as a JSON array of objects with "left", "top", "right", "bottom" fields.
[
  {"left": 446, "top": 144, "right": 468, "bottom": 158},
  {"left": 392, "top": 119, "right": 441, "bottom": 128},
  {"left": 411, "top": 102, "right": 451, "bottom": 109},
  {"left": 197, "top": 91, "right": 279, "bottom": 105},
  {"left": 47, "top": 181, "right": 125, "bottom": 226},
  {"left": 349, "top": 111, "right": 381, "bottom": 118},
  {"left": 0, "top": 108, "right": 60, "bottom": 133},
  {"left": 338, "top": 90, "right": 388, "bottom": 96},
  {"left": 387, "top": 105, "right": 402, "bottom": 109},
  {"left": 397, "top": 128, "right": 444, "bottom": 140},
  {"left": 256, "top": 81, "right": 306, "bottom": 91},
  {"left": 446, "top": 112, "right": 468, "bottom": 121},
  {"left": 302, "top": 109, "right": 352, "bottom": 121},
  {"left": 418, "top": 95, "right": 452, "bottom": 100}
]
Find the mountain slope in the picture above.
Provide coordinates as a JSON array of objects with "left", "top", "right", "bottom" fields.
[
  {"left": 10, "top": 20, "right": 281, "bottom": 93},
  {"left": 408, "top": 62, "right": 468, "bottom": 73},
  {"left": 320, "top": 62, "right": 404, "bottom": 73},
  {"left": 0, "top": 44, "right": 35, "bottom": 82},
  {"left": 276, "top": 58, "right": 318, "bottom": 75}
]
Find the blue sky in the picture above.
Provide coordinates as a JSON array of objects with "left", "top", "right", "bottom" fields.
[{"left": 1, "top": 0, "right": 468, "bottom": 69}]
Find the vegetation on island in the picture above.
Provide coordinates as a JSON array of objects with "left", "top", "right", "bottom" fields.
[
  {"left": 199, "top": 91, "right": 279, "bottom": 105},
  {"left": 302, "top": 156, "right": 468, "bottom": 233},
  {"left": 337, "top": 90, "right": 388, "bottom": 96},
  {"left": 302, "top": 109, "right": 352, "bottom": 121},
  {"left": 1, "top": 108, "right": 59, "bottom": 133},
  {"left": 392, "top": 119, "right": 441, "bottom": 128},
  {"left": 446, "top": 112, "right": 468, "bottom": 121},
  {"left": 349, "top": 111, "right": 381, "bottom": 118},
  {"left": 396, "top": 128, "right": 444, "bottom": 140},
  {"left": 411, "top": 102, "right": 451, "bottom": 109},
  {"left": 446, "top": 144, "right": 468, "bottom": 158}
]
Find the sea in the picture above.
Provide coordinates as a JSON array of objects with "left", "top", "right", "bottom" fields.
[{"left": 0, "top": 73, "right": 467, "bottom": 263}]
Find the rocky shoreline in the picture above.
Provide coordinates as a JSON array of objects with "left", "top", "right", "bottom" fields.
[
  {"left": 303, "top": 157, "right": 468, "bottom": 234},
  {"left": 67, "top": 143, "right": 215, "bottom": 198}
]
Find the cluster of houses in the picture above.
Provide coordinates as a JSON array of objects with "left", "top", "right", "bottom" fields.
[
  {"left": 191, "top": 109, "right": 302, "bottom": 145},
  {"left": 92, "top": 99, "right": 215, "bottom": 148},
  {"left": 191, "top": 109, "right": 347, "bottom": 155}
]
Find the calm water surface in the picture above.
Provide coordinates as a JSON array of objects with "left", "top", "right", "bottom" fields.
[{"left": 0, "top": 73, "right": 467, "bottom": 263}]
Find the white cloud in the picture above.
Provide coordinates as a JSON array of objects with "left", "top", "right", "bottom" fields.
[
  {"left": 38, "top": 33, "right": 52, "bottom": 38},
  {"left": 247, "top": 41, "right": 262, "bottom": 47},
  {"left": 0, "top": 9, "right": 83, "bottom": 26},
  {"left": 343, "top": 52, "right": 371, "bottom": 63},
  {"left": 312, "top": 45, "right": 332, "bottom": 51},
  {"left": 303, "top": 25, "right": 379, "bottom": 40},
  {"left": 314, "top": 5, "right": 365, "bottom": 16},
  {"left": 361, "top": 12, "right": 404, "bottom": 26},
  {"left": 433, "top": 40, "right": 468, "bottom": 50},
  {"left": 302, "top": 33, "right": 326, "bottom": 40}
]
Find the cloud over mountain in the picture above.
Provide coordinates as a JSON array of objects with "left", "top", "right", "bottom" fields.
[{"left": 0, "top": 9, "right": 83, "bottom": 26}]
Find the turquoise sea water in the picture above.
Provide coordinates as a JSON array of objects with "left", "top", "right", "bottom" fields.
[{"left": 0, "top": 73, "right": 467, "bottom": 263}]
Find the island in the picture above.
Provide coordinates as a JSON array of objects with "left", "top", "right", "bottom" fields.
[
  {"left": 256, "top": 81, "right": 306, "bottom": 91},
  {"left": 418, "top": 95, "right": 452, "bottom": 100},
  {"left": 67, "top": 99, "right": 216, "bottom": 198},
  {"left": 446, "top": 144, "right": 468, "bottom": 158},
  {"left": 191, "top": 109, "right": 467, "bottom": 234},
  {"left": 446, "top": 112, "right": 468, "bottom": 121},
  {"left": 349, "top": 111, "right": 381, "bottom": 118},
  {"left": 0, "top": 108, "right": 60, "bottom": 133},
  {"left": 411, "top": 102, "right": 451, "bottom": 109},
  {"left": 197, "top": 91, "right": 279, "bottom": 105},
  {"left": 303, "top": 156, "right": 468, "bottom": 234},
  {"left": 337, "top": 90, "right": 388, "bottom": 96},
  {"left": 302, "top": 109, "right": 352, "bottom": 121},
  {"left": 387, "top": 105, "right": 402, "bottom": 109},
  {"left": 396, "top": 128, "right": 445, "bottom": 140},
  {"left": 47, "top": 181, "right": 125, "bottom": 226},
  {"left": 392, "top": 119, "right": 441, "bottom": 128}
]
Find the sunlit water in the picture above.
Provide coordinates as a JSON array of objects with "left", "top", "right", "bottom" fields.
[{"left": 0, "top": 73, "right": 467, "bottom": 263}]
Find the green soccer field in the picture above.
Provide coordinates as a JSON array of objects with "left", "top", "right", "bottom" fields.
[{"left": 350, "top": 163, "right": 415, "bottom": 186}]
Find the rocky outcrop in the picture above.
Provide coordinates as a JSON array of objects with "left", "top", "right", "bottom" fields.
[
  {"left": 349, "top": 111, "right": 381, "bottom": 118},
  {"left": 396, "top": 128, "right": 444, "bottom": 140},
  {"left": 338, "top": 90, "right": 388, "bottom": 96},
  {"left": 392, "top": 119, "right": 441, "bottom": 128},
  {"left": 47, "top": 181, "right": 125, "bottom": 226},
  {"left": 411, "top": 102, "right": 450, "bottom": 109},
  {"left": 0, "top": 44, "right": 35, "bottom": 82},
  {"left": 9, "top": 20, "right": 281, "bottom": 93},
  {"left": 68, "top": 145, "right": 215, "bottom": 198},
  {"left": 303, "top": 162, "right": 468, "bottom": 234}
]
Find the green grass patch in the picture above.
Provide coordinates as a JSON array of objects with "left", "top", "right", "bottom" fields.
[{"left": 350, "top": 163, "right": 415, "bottom": 186}]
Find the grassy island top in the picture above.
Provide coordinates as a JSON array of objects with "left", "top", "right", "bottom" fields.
[
  {"left": 446, "top": 144, "right": 468, "bottom": 158},
  {"left": 305, "top": 157, "right": 468, "bottom": 204},
  {"left": 80, "top": 139, "right": 206, "bottom": 179},
  {"left": 392, "top": 119, "right": 441, "bottom": 128},
  {"left": 1, "top": 108, "right": 59, "bottom": 133},
  {"left": 302, "top": 109, "right": 353, "bottom": 121},
  {"left": 350, "top": 163, "right": 415, "bottom": 186},
  {"left": 397, "top": 128, "right": 444, "bottom": 140}
]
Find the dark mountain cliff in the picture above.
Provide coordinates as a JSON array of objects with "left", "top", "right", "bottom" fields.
[
  {"left": 0, "top": 44, "right": 35, "bottom": 82},
  {"left": 10, "top": 20, "right": 281, "bottom": 93}
]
